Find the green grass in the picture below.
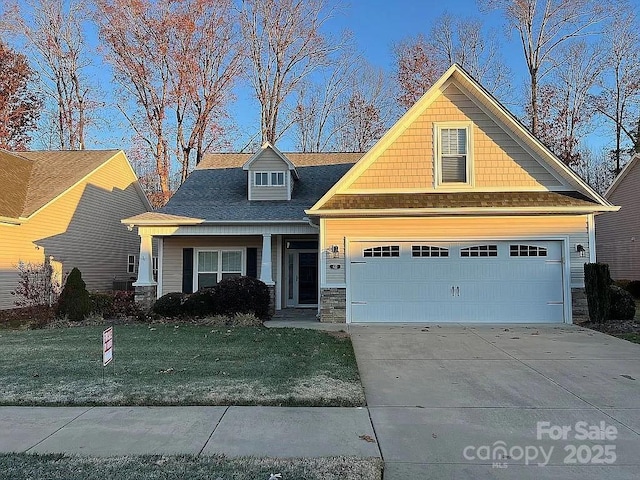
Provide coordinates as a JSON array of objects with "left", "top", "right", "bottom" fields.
[
  {"left": 615, "top": 333, "right": 640, "bottom": 344},
  {"left": 0, "top": 453, "right": 383, "bottom": 480},
  {"left": 0, "top": 325, "right": 364, "bottom": 406}
]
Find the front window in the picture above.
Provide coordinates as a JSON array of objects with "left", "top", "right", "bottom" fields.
[
  {"left": 196, "top": 250, "right": 243, "bottom": 290},
  {"left": 271, "top": 172, "right": 285, "bottom": 186},
  {"left": 255, "top": 172, "right": 268, "bottom": 186},
  {"left": 435, "top": 123, "right": 472, "bottom": 186},
  {"left": 127, "top": 255, "right": 136, "bottom": 273}
]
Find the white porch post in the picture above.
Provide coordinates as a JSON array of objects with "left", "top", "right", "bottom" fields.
[
  {"left": 260, "top": 233, "right": 274, "bottom": 285},
  {"left": 133, "top": 233, "right": 156, "bottom": 287}
]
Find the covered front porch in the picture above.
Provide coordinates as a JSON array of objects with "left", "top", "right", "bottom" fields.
[{"left": 128, "top": 219, "right": 322, "bottom": 316}]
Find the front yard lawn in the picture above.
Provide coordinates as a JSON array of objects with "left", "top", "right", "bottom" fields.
[
  {"left": 0, "top": 325, "right": 364, "bottom": 406},
  {"left": 0, "top": 453, "right": 382, "bottom": 480}
]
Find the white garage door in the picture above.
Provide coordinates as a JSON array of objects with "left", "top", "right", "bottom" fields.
[{"left": 349, "top": 241, "right": 564, "bottom": 323}]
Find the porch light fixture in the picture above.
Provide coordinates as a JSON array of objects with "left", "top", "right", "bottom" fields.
[
  {"left": 330, "top": 245, "right": 340, "bottom": 258},
  {"left": 576, "top": 244, "right": 586, "bottom": 257}
]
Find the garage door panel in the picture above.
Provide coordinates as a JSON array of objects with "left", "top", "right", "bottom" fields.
[{"left": 349, "top": 240, "right": 565, "bottom": 323}]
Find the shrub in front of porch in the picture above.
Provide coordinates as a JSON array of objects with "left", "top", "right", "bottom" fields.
[{"left": 154, "top": 277, "right": 271, "bottom": 320}]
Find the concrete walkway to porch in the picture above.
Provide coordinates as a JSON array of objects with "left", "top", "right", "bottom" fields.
[{"left": 265, "top": 308, "right": 348, "bottom": 331}]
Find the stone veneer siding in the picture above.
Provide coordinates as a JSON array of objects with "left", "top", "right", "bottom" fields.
[
  {"left": 267, "top": 284, "right": 276, "bottom": 317},
  {"left": 571, "top": 287, "right": 588, "bottom": 323},
  {"left": 134, "top": 285, "right": 157, "bottom": 312},
  {"left": 320, "top": 288, "right": 346, "bottom": 323}
]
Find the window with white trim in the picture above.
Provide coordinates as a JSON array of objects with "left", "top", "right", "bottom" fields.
[
  {"left": 271, "top": 172, "right": 285, "bottom": 186},
  {"left": 363, "top": 245, "right": 400, "bottom": 257},
  {"left": 196, "top": 250, "right": 243, "bottom": 289},
  {"left": 435, "top": 124, "right": 472, "bottom": 186},
  {"left": 127, "top": 254, "right": 136, "bottom": 273},
  {"left": 254, "top": 171, "right": 285, "bottom": 186},
  {"left": 460, "top": 245, "right": 498, "bottom": 257},
  {"left": 255, "top": 172, "right": 269, "bottom": 186},
  {"left": 510, "top": 245, "right": 548, "bottom": 257},
  {"left": 412, "top": 245, "right": 449, "bottom": 257}
]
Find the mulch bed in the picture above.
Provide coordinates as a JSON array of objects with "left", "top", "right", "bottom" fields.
[{"left": 579, "top": 319, "right": 640, "bottom": 335}]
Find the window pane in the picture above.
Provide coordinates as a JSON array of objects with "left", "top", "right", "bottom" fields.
[
  {"left": 198, "top": 273, "right": 218, "bottom": 288},
  {"left": 198, "top": 251, "right": 218, "bottom": 272},
  {"left": 271, "top": 172, "right": 284, "bottom": 186},
  {"left": 441, "top": 155, "right": 466, "bottom": 182},
  {"left": 222, "top": 251, "right": 242, "bottom": 272}
]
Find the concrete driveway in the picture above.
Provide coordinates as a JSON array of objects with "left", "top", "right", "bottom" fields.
[{"left": 350, "top": 324, "right": 640, "bottom": 479}]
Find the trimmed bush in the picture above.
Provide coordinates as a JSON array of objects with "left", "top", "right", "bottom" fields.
[
  {"left": 152, "top": 292, "right": 187, "bottom": 317},
  {"left": 609, "top": 285, "right": 636, "bottom": 320},
  {"left": 584, "top": 263, "right": 612, "bottom": 323},
  {"left": 211, "top": 276, "right": 271, "bottom": 319},
  {"left": 183, "top": 289, "right": 217, "bottom": 317},
  {"left": 625, "top": 280, "right": 640, "bottom": 298},
  {"left": 56, "top": 267, "right": 91, "bottom": 322},
  {"left": 90, "top": 292, "right": 115, "bottom": 316}
]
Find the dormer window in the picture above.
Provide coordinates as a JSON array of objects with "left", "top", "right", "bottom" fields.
[
  {"left": 271, "top": 172, "right": 285, "bottom": 186},
  {"left": 254, "top": 171, "right": 285, "bottom": 186},
  {"left": 434, "top": 123, "right": 473, "bottom": 187}
]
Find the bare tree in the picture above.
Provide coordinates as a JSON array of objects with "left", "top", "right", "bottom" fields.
[
  {"left": 595, "top": 13, "right": 640, "bottom": 174},
  {"left": 292, "top": 49, "right": 362, "bottom": 152},
  {"left": 534, "top": 41, "right": 604, "bottom": 166},
  {"left": 334, "top": 64, "right": 392, "bottom": 152},
  {"left": 169, "top": 0, "right": 243, "bottom": 183},
  {"left": 393, "top": 13, "right": 510, "bottom": 111},
  {"left": 239, "top": 0, "right": 344, "bottom": 144},
  {"left": 3, "top": 0, "right": 94, "bottom": 149},
  {"left": 573, "top": 145, "right": 616, "bottom": 194},
  {"left": 95, "top": 0, "right": 172, "bottom": 201},
  {"left": 482, "top": 0, "right": 611, "bottom": 135},
  {"left": 430, "top": 13, "right": 511, "bottom": 95}
]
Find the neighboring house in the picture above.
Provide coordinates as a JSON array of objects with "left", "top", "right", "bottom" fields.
[
  {"left": 0, "top": 149, "right": 152, "bottom": 309},
  {"left": 596, "top": 154, "right": 640, "bottom": 280},
  {"left": 124, "top": 64, "right": 617, "bottom": 324}
]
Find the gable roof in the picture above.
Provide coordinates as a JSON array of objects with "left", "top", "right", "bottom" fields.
[
  {"left": 308, "top": 63, "right": 617, "bottom": 215},
  {"left": 242, "top": 142, "right": 300, "bottom": 179},
  {"left": 0, "top": 150, "right": 33, "bottom": 220},
  {"left": 124, "top": 152, "right": 364, "bottom": 225},
  {"left": 0, "top": 149, "right": 149, "bottom": 222},
  {"left": 605, "top": 154, "right": 639, "bottom": 198}
]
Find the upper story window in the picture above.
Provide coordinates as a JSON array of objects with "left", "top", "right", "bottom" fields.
[
  {"left": 254, "top": 171, "right": 285, "bottom": 186},
  {"left": 435, "top": 123, "right": 473, "bottom": 187}
]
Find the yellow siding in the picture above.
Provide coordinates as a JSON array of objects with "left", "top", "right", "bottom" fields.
[
  {"left": 161, "top": 236, "right": 264, "bottom": 294},
  {"left": 322, "top": 215, "right": 589, "bottom": 287},
  {"left": 0, "top": 152, "right": 148, "bottom": 309},
  {"left": 346, "top": 84, "right": 561, "bottom": 191},
  {"left": 596, "top": 161, "right": 640, "bottom": 280}
]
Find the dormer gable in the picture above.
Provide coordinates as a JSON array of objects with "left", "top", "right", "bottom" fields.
[{"left": 242, "top": 142, "right": 299, "bottom": 201}]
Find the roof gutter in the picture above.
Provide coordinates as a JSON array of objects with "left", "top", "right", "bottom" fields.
[{"left": 0, "top": 215, "right": 24, "bottom": 225}]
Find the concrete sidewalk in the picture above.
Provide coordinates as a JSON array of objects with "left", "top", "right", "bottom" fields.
[{"left": 0, "top": 406, "right": 380, "bottom": 459}]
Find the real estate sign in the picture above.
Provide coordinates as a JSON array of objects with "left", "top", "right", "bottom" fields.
[{"left": 103, "top": 327, "right": 113, "bottom": 366}]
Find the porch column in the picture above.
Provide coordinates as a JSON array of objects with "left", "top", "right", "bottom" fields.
[
  {"left": 133, "top": 233, "right": 156, "bottom": 287},
  {"left": 260, "top": 233, "right": 274, "bottom": 285}
]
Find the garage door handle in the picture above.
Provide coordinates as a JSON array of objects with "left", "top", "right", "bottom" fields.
[
  {"left": 451, "top": 286, "right": 455, "bottom": 296},
  {"left": 456, "top": 286, "right": 460, "bottom": 296}
]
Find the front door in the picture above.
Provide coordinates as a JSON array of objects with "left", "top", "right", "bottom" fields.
[
  {"left": 298, "top": 252, "right": 318, "bottom": 304},
  {"left": 286, "top": 250, "right": 318, "bottom": 307}
]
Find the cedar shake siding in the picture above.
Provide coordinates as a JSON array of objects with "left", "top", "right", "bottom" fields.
[{"left": 0, "top": 151, "right": 150, "bottom": 309}]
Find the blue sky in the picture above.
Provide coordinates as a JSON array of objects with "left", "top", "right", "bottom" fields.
[{"left": 228, "top": 0, "right": 528, "bottom": 151}]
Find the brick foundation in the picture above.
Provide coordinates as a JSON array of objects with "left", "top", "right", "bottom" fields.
[
  {"left": 134, "top": 285, "right": 157, "bottom": 312},
  {"left": 571, "top": 287, "right": 589, "bottom": 323},
  {"left": 320, "top": 288, "right": 346, "bottom": 323}
]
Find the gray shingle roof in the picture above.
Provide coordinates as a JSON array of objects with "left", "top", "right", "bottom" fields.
[{"left": 160, "top": 163, "right": 355, "bottom": 221}]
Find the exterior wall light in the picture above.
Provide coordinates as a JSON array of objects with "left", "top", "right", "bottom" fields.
[{"left": 576, "top": 244, "right": 586, "bottom": 257}]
